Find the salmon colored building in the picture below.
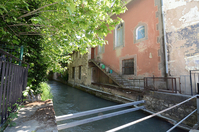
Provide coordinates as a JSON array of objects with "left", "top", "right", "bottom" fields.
[
  {"left": 92, "top": 0, "right": 166, "bottom": 80},
  {"left": 68, "top": 0, "right": 166, "bottom": 88}
]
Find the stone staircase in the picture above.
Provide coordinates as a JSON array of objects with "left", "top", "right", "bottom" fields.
[
  {"left": 89, "top": 59, "right": 133, "bottom": 89},
  {"left": 108, "top": 72, "right": 133, "bottom": 88}
]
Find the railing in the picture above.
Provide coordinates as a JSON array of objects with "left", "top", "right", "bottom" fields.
[
  {"left": 144, "top": 77, "right": 181, "bottom": 93},
  {"left": 127, "top": 79, "right": 144, "bottom": 89},
  {"left": 0, "top": 48, "right": 29, "bottom": 125},
  {"left": 106, "top": 95, "right": 198, "bottom": 132},
  {"left": 56, "top": 100, "right": 145, "bottom": 130}
]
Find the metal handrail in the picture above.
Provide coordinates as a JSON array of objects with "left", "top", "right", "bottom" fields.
[
  {"left": 106, "top": 95, "right": 198, "bottom": 132},
  {"left": 166, "top": 109, "right": 197, "bottom": 132},
  {"left": 56, "top": 100, "right": 145, "bottom": 130},
  {"left": 56, "top": 100, "right": 145, "bottom": 121}
]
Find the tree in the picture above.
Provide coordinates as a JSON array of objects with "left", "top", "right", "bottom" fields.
[
  {"left": 0, "top": 0, "right": 127, "bottom": 72},
  {"left": 0, "top": 0, "right": 48, "bottom": 93}
]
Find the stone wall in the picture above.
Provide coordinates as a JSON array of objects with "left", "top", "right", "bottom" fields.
[
  {"left": 144, "top": 91, "right": 197, "bottom": 126},
  {"left": 68, "top": 51, "right": 91, "bottom": 86}
]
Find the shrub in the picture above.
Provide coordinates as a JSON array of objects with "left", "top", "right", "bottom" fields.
[{"left": 40, "top": 82, "right": 53, "bottom": 101}]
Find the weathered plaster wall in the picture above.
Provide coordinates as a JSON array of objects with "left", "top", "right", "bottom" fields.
[
  {"left": 68, "top": 52, "right": 91, "bottom": 85},
  {"left": 95, "top": 0, "right": 165, "bottom": 79},
  {"left": 164, "top": 0, "right": 199, "bottom": 76}
]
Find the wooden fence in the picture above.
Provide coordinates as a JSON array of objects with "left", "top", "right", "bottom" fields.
[{"left": 0, "top": 48, "right": 29, "bottom": 125}]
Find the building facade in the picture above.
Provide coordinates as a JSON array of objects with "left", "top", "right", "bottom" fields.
[
  {"left": 68, "top": 50, "right": 92, "bottom": 86},
  {"left": 93, "top": 0, "right": 165, "bottom": 79}
]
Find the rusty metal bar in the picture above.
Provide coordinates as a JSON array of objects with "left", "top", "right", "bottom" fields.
[
  {"left": 139, "top": 79, "right": 140, "bottom": 89},
  {"left": 185, "top": 76, "right": 187, "bottom": 93},
  {"left": 179, "top": 77, "right": 181, "bottom": 94},
  {"left": 194, "top": 73, "right": 196, "bottom": 94},
  {"left": 190, "top": 71, "right": 193, "bottom": 96},
  {"left": 171, "top": 78, "right": 174, "bottom": 93},
  {"left": 174, "top": 78, "right": 177, "bottom": 93}
]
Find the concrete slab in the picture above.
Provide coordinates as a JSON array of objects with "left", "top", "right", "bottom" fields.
[{"left": 4, "top": 100, "right": 58, "bottom": 132}]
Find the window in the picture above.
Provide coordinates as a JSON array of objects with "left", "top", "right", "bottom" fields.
[
  {"left": 98, "top": 44, "right": 104, "bottom": 54},
  {"left": 136, "top": 26, "right": 145, "bottom": 40},
  {"left": 72, "top": 67, "right": 75, "bottom": 79},
  {"left": 122, "top": 59, "right": 134, "bottom": 75},
  {"left": 134, "top": 23, "right": 147, "bottom": 44},
  {"left": 115, "top": 23, "right": 124, "bottom": 48},
  {"left": 79, "top": 66, "right": 81, "bottom": 79}
]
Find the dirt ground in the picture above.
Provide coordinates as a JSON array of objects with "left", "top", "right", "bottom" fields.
[{"left": 4, "top": 99, "right": 58, "bottom": 132}]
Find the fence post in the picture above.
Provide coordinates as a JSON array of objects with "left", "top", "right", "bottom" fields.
[
  {"left": 197, "top": 84, "right": 199, "bottom": 123},
  {"left": 175, "top": 78, "right": 177, "bottom": 93},
  {"left": 197, "top": 97, "right": 199, "bottom": 123},
  {"left": 19, "top": 45, "right": 24, "bottom": 66},
  {"left": 190, "top": 70, "right": 193, "bottom": 96}
]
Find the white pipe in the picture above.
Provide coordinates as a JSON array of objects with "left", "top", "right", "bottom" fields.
[
  {"left": 166, "top": 109, "right": 197, "bottom": 132},
  {"left": 106, "top": 95, "right": 197, "bottom": 132},
  {"left": 161, "top": 0, "right": 168, "bottom": 75},
  {"left": 56, "top": 100, "right": 145, "bottom": 121},
  {"left": 57, "top": 106, "right": 145, "bottom": 130}
]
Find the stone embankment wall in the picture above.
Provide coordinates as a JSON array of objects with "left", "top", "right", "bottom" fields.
[
  {"left": 144, "top": 91, "right": 197, "bottom": 126},
  {"left": 68, "top": 82, "right": 197, "bottom": 128}
]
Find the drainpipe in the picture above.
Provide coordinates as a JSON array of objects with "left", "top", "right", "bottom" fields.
[{"left": 161, "top": 0, "right": 168, "bottom": 76}]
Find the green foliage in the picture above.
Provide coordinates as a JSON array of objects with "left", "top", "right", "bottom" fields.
[
  {"left": 0, "top": 0, "right": 126, "bottom": 93},
  {"left": 62, "top": 70, "right": 69, "bottom": 81},
  {"left": 0, "top": 0, "right": 48, "bottom": 93},
  {"left": 0, "top": 99, "right": 24, "bottom": 131},
  {"left": 0, "top": 0, "right": 126, "bottom": 72},
  {"left": 22, "top": 86, "right": 34, "bottom": 97},
  {"left": 40, "top": 82, "right": 53, "bottom": 101}
]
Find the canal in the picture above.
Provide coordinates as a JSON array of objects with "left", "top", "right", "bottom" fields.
[{"left": 48, "top": 81, "right": 187, "bottom": 132}]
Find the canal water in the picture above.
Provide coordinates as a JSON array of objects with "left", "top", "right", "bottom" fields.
[{"left": 48, "top": 81, "right": 187, "bottom": 132}]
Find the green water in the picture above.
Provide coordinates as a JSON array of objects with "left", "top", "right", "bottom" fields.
[{"left": 48, "top": 81, "right": 188, "bottom": 132}]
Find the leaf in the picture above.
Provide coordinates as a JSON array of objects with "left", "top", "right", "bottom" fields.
[
  {"left": 23, "top": 91, "right": 28, "bottom": 97},
  {"left": 0, "top": 9, "right": 4, "bottom": 15},
  {"left": 12, "top": 40, "right": 19, "bottom": 44},
  {"left": 69, "top": 1, "right": 76, "bottom": 12},
  {"left": 0, "top": 4, "right": 8, "bottom": 13}
]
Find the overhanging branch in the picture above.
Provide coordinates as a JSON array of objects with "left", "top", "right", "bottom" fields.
[{"left": 17, "top": 2, "right": 58, "bottom": 19}]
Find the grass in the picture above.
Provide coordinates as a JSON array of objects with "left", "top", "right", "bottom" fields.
[{"left": 40, "top": 82, "right": 53, "bottom": 101}]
